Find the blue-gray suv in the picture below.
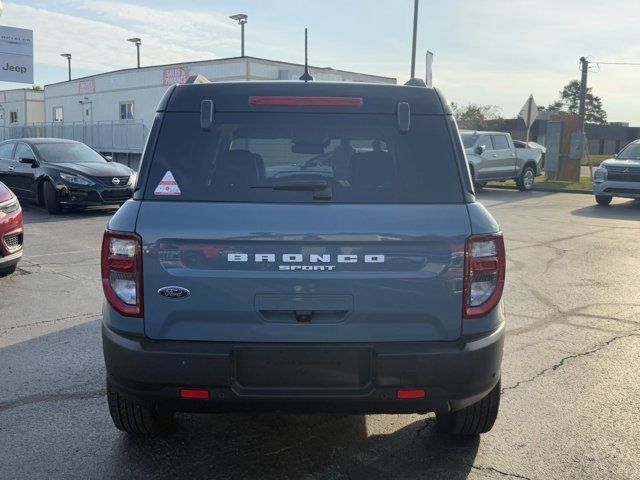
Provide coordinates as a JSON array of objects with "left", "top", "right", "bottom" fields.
[{"left": 101, "top": 81, "right": 506, "bottom": 436}]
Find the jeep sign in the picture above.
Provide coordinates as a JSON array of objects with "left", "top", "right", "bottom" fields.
[{"left": 0, "top": 26, "right": 33, "bottom": 84}]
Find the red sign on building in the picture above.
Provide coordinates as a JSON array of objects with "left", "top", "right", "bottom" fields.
[
  {"left": 78, "top": 79, "right": 95, "bottom": 94},
  {"left": 163, "top": 67, "right": 190, "bottom": 86}
]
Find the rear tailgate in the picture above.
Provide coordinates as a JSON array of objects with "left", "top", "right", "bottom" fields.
[{"left": 138, "top": 202, "right": 470, "bottom": 342}]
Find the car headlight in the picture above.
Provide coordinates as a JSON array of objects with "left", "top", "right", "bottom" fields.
[
  {"left": 60, "top": 172, "right": 95, "bottom": 186},
  {"left": 0, "top": 197, "right": 19, "bottom": 214},
  {"left": 128, "top": 172, "right": 138, "bottom": 186},
  {"left": 594, "top": 167, "right": 607, "bottom": 182}
]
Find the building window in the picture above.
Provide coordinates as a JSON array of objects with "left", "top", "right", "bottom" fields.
[
  {"left": 10, "top": 111, "right": 18, "bottom": 124},
  {"left": 119, "top": 101, "right": 134, "bottom": 120},
  {"left": 54, "top": 107, "right": 64, "bottom": 122}
]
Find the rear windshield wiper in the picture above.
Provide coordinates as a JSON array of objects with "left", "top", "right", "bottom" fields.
[{"left": 253, "top": 180, "right": 332, "bottom": 200}]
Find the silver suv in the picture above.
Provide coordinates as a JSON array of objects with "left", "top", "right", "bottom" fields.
[
  {"left": 461, "top": 130, "right": 543, "bottom": 191},
  {"left": 593, "top": 139, "right": 640, "bottom": 206}
]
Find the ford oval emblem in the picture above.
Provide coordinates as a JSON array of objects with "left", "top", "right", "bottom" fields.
[{"left": 158, "top": 286, "right": 190, "bottom": 299}]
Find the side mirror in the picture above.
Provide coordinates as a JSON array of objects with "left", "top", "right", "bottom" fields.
[
  {"left": 612, "top": 153, "right": 618, "bottom": 159},
  {"left": 475, "top": 145, "right": 486, "bottom": 155},
  {"left": 19, "top": 157, "right": 38, "bottom": 167},
  {"left": 104, "top": 155, "right": 113, "bottom": 162}
]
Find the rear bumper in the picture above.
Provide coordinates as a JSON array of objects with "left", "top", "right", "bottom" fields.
[{"left": 103, "top": 322, "right": 504, "bottom": 414}]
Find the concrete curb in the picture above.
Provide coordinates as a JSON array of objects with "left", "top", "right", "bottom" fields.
[{"left": 487, "top": 185, "right": 593, "bottom": 195}]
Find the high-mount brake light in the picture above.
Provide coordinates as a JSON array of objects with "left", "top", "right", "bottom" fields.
[
  {"left": 463, "top": 233, "right": 505, "bottom": 319},
  {"left": 248, "top": 96, "right": 363, "bottom": 107},
  {"left": 101, "top": 231, "right": 143, "bottom": 317}
]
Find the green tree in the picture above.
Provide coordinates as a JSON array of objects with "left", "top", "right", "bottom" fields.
[
  {"left": 450, "top": 102, "right": 502, "bottom": 130},
  {"left": 547, "top": 80, "right": 607, "bottom": 124}
]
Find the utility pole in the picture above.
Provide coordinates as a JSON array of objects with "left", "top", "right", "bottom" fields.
[
  {"left": 577, "top": 56, "right": 588, "bottom": 134},
  {"left": 577, "top": 56, "right": 589, "bottom": 177},
  {"left": 410, "top": 0, "right": 419, "bottom": 78}
]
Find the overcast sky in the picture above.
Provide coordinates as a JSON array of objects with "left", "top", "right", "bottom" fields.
[{"left": 3, "top": 0, "right": 640, "bottom": 124}]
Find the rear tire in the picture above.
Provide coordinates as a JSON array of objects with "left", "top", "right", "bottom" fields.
[
  {"left": 436, "top": 380, "right": 500, "bottom": 435},
  {"left": 43, "top": 181, "right": 62, "bottom": 214},
  {"left": 595, "top": 195, "right": 612, "bottom": 206},
  {"left": 107, "top": 379, "right": 174, "bottom": 436},
  {"left": 0, "top": 264, "right": 17, "bottom": 277},
  {"left": 516, "top": 165, "right": 535, "bottom": 191}
]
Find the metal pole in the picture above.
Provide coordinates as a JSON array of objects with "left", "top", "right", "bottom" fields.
[
  {"left": 136, "top": 43, "right": 141, "bottom": 68},
  {"left": 241, "top": 22, "right": 245, "bottom": 57},
  {"left": 578, "top": 57, "right": 588, "bottom": 134},
  {"left": 410, "top": 0, "right": 419, "bottom": 78},
  {"left": 67, "top": 57, "right": 71, "bottom": 81}
]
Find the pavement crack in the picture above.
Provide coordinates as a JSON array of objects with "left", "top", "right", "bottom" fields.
[
  {"left": 0, "top": 388, "right": 106, "bottom": 413},
  {"left": 469, "top": 464, "right": 531, "bottom": 479},
  {"left": 0, "top": 312, "right": 101, "bottom": 334},
  {"left": 502, "top": 332, "right": 640, "bottom": 394}
]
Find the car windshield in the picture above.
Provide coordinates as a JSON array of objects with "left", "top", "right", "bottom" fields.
[
  {"left": 145, "top": 112, "right": 464, "bottom": 204},
  {"left": 617, "top": 142, "right": 640, "bottom": 160},
  {"left": 460, "top": 133, "right": 477, "bottom": 148},
  {"left": 33, "top": 143, "right": 106, "bottom": 163}
]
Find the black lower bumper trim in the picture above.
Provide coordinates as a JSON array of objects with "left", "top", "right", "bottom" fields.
[{"left": 102, "top": 323, "right": 504, "bottom": 414}]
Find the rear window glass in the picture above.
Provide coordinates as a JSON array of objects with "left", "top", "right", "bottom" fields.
[
  {"left": 144, "top": 112, "right": 463, "bottom": 203},
  {"left": 491, "top": 135, "right": 510, "bottom": 150}
]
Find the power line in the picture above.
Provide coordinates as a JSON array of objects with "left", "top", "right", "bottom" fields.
[{"left": 595, "top": 61, "right": 640, "bottom": 66}]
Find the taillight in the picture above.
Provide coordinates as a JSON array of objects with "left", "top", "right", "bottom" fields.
[
  {"left": 101, "top": 230, "right": 143, "bottom": 317},
  {"left": 463, "top": 233, "right": 505, "bottom": 319}
]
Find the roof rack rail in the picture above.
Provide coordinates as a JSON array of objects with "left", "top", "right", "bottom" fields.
[
  {"left": 186, "top": 74, "right": 211, "bottom": 84},
  {"left": 404, "top": 78, "right": 426, "bottom": 87}
]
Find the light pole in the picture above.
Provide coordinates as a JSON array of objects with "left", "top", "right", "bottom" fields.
[
  {"left": 410, "top": 0, "right": 419, "bottom": 79},
  {"left": 127, "top": 38, "right": 142, "bottom": 68},
  {"left": 229, "top": 14, "right": 248, "bottom": 57},
  {"left": 60, "top": 53, "right": 72, "bottom": 81}
]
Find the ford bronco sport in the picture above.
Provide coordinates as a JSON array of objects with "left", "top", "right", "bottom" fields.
[{"left": 101, "top": 81, "right": 505, "bottom": 436}]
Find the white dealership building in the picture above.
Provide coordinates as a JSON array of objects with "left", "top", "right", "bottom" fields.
[{"left": 0, "top": 56, "right": 395, "bottom": 167}]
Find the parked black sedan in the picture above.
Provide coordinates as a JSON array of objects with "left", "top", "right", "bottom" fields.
[{"left": 0, "top": 138, "right": 136, "bottom": 214}]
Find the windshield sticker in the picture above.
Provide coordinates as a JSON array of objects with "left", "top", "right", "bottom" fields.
[{"left": 154, "top": 171, "right": 181, "bottom": 196}]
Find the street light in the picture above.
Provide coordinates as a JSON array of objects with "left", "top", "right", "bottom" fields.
[
  {"left": 60, "top": 53, "right": 72, "bottom": 81},
  {"left": 127, "top": 37, "right": 142, "bottom": 68},
  {"left": 410, "top": 0, "right": 419, "bottom": 79},
  {"left": 229, "top": 14, "right": 248, "bottom": 57}
]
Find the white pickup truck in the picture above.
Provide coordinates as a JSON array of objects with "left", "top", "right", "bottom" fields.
[{"left": 460, "top": 130, "right": 544, "bottom": 191}]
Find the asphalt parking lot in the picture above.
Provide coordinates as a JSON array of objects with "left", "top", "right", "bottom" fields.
[{"left": 1, "top": 191, "right": 639, "bottom": 480}]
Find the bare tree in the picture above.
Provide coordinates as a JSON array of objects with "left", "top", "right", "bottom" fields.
[{"left": 450, "top": 102, "right": 503, "bottom": 130}]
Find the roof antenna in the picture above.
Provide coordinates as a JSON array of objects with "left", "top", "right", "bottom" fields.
[{"left": 299, "top": 28, "right": 313, "bottom": 82}]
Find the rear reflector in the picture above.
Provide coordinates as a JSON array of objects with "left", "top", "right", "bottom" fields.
[
  {"left": 397, "top": 389, "right": 425, "bottom": 400},
  {"left": 249, "top": 96, "right": 363, "bottom": 107},
  {"left": 180, "top": 388, "right": 210, "bottom": 400}
]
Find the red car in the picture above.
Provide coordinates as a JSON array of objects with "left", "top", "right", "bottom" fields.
[{"left": 0, "top": 181, "right": 23, "bottom": 276}]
